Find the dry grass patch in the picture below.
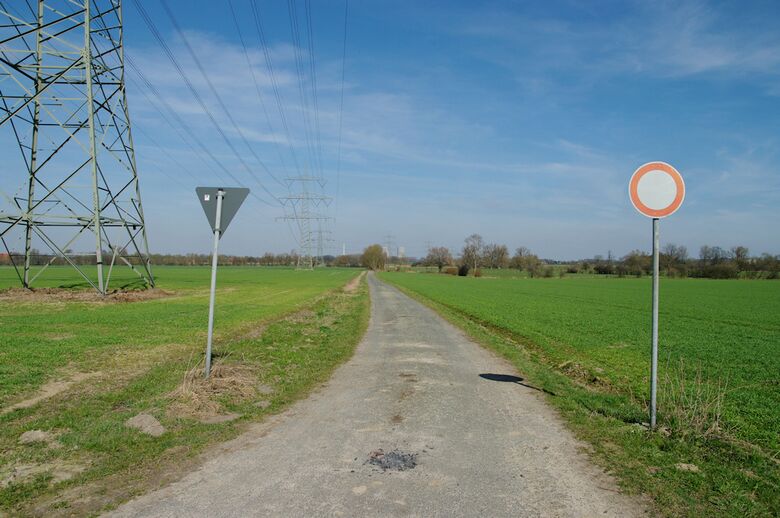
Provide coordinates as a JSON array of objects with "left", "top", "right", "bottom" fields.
[
  {"left": 168, "top": 361, "right": 258, "bottom": 422},
  {"left": 660, "top": 358, "right": 729, "bottom": 439}
]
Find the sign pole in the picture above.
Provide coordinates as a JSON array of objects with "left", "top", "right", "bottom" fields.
[
  {"left": 650, "top": 217, "right": 659, "bottom": 429},
  {"left": 205, "top": 189, "right": 224, "bottom": 378},
  {"left": 629, "top": 161, "right": 685, "bottom": 431}
]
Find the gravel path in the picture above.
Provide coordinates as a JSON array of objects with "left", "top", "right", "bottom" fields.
[{"left": 109, "top": 273, "right": 645, "bottom": 517}]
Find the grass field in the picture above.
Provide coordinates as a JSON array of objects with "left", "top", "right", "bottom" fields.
[
  {"left": 381, "top": 272, "right": 780, "bottom": 517},
  {"left": 0, "top": 266, "right": 368, "bottom": 515}
]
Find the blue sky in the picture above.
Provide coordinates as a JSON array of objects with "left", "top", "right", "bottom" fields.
[{"left": 120, "top": 0, "right": 780, "bottom": 259}]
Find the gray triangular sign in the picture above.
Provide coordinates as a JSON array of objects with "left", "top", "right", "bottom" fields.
[{"left": 196, "top": 187, "right": 250, "bottom": 237}]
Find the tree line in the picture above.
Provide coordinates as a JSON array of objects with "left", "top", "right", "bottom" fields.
[
  {"left": 0, "top": 250, "right": 333, "bottom": 267},
  {"left": 403, "top": 234, "right": 780, "bottom": 279},
  {"left": 5, "top": 239, "right": 777, "bottom": 279}
]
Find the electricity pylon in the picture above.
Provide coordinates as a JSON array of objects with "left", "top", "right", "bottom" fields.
[
  {"left": 384, "top": 234, "right": 397, "bottom": 257},
  {"left": 278, "top": 175, "right": 331, "bottom": 270},
  {"left": 315, "top": 223, "right": 333, "bottom": 266},
  {"left": 0, "top": 0, "right": 153, "bottom": 293}
]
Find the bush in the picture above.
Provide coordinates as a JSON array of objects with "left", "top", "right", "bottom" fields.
[
  {"left": 692, "top": 263, "right": 739, "bottom": 279},
  {"left": 594, "top": 264, "right": 614, "bottom": 275},
  {"left": 666, "top": 266, "right": 688, "bottom": 278},
  {"left": 442, "top": 266, "right": 458, "bottom": 276},
  {"left": 474, "top": 268, "right": 482, "bottom": 278},
  {"left": 458, "top": 264, "right": 470, "bottom": 276}
]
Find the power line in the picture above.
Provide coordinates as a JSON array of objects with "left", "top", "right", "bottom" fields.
[
  {"left": 159, "top": 0, "right": 286, "bottom": 191},
  {"left": 303, "top": 0, "right": 324, "bottom": 180},
  {"left": 227, "top": 0, "right": 292, "bottom": 181},
  {"left": 125, "top": 62, "right": 229, "bottom": 183},
  {"left": 125, "top": 58, "right": 275, "bottom": 221},
  {"left": 225, "top": 0, "right": 309, "bottom": 248},
  {"left": 131, "top": 0, "right": 277, "bottom": 207},
  {"left": 250, "top": 0, "right": 303, "bottom": 179},
  {"left": 334, "top": 0, "right": 349, "bottom": 221},
  {"left": 286, "top": 0, "right": 319, "bottom": 179}
]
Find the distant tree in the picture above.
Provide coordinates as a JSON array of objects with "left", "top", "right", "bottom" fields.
[
  {"left": 663, "top": 244, "right": 688, "bottom": 263},
  {"left": 756, "top": 253, "right": 780, "bottom": 279},
  {"left": 623, "top": 250, "right": 651, "bottom": 277},
  {"left": 361, "top": 244, "right": 386, "bottom": 271},
  {"left": 334, "top": 254, "right": 361, "bottom": 267},
  {"left": 424, "top": 246, "right": 453, "bottom": 272},
  {"left": 730, "top": 246, "right": 750, "bottom": 270},
  {"left": 510, "top": 246, "right": 531, "bottom": 270},
  {"left": 482, "top": 243, "right": 509, "bottom": 269},
  {"left": 461, "top": 234, "right": 484, "bottom": 273},
  {"left": 661, "top": 243, "right": 689, "bottom": 277},
  {"left": 593, "top": 253, "right": 614, "bottom": 275},
  {"left": 525, "top": 255, "right": 543, "bottom": 277},
  {"left": 699, "top": 245, "right": 727, "bottom": 265}
]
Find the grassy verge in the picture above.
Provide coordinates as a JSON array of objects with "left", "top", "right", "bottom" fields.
[
  {"left": 381, "top": 274, "right": 779, "bottom": 517},
  {"left": 0, "top": 267, "right": 369, "bottom": 516}
]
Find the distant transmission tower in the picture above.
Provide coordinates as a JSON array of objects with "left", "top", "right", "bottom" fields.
[
  {"left": 279, "top": 175, "right": 330, "bottom": 270},
  {"left": 0, "top": 0, "right": 153, "bottom": 293},
  {"left": 384, "top": 234, "right": 397, "bottom": 258},
  {"left": 315, "top": 222, "right": 334, "bottom": 266}
]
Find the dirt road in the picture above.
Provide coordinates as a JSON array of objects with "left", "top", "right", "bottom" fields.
[{"left": 110, "top": 273, "right": 644, "bottom": 517}]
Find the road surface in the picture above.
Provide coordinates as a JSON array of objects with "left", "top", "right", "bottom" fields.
[{"left": 111, "top": 272, "right": 644, "bottom": 517}]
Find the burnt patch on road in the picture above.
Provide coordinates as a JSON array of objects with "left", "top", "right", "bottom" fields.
[{"left": 367, "top": 449, "right": 417, "bottom": 471}]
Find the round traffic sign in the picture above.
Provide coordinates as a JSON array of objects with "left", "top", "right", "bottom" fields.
[{"left": 629, "top": 161, "right": 685, "bottom": 218}]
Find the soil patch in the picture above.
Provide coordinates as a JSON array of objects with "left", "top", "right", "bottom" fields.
[
  {"left": 0, "top": 287, "right": 172, "bottom": 304},
  {"left": 18, "top": 430, "right": 62, "bottom": 449},
  {"left": 343, "top": 271, "right": 366, "bottom": 293},
  {"left": 1, "top": 461, "right": 87, "bottom": 489},
  {"left": 675, "top": 463, "right": 701, "bottom": 473},
  {"left": 199, "top": 413, "right": 241, "bottom": 424},
  {"left": 125, "top": 414, "right": 166, "bottom": 437},
  {"left": 1, "top": 371, "right": 101, "bottom": 415}
]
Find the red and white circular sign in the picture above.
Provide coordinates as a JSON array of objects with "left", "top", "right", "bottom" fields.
[{"left": 629, "top": 162, "right": 685, "bottom": 218}]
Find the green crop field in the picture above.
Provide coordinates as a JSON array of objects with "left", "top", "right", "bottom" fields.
[
  {"left": 381, "top": 272, "right": 780, "bottom": 517},
  {"left": 0, "top": 266, "right": 368, "bottom": 515}
]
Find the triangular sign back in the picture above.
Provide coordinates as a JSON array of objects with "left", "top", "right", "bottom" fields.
[{"left": 196, "top": 187, "right": 250, "bottom": 237}]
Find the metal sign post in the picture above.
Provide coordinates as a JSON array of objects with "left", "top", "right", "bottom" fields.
[
  {"left": 196, "top": 187, "right": 250, "bottom": 377},
  {"left": 205, "top": 190, "right": 224, "bottom": 378},
  {"left": 629, "top": 162, "right": 685, "bottom": 429},
  {"left": 650, "top": 217, "right": 659, "bottom": 428}
]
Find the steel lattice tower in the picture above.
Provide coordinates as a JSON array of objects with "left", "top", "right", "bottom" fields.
[
  {"left": 0, "top": 0, "right": 153, "bottom": 293},
  {"left": 279, "top": 175, "right": 330, "bottom": 270},
  {"left": 314, "top": 222, "right": 332, "bottom": 266}
]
